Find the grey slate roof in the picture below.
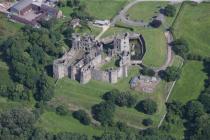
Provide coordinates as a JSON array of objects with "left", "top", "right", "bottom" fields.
[{"left": 12, "top": 0, "right": 33, "bottom": 11}]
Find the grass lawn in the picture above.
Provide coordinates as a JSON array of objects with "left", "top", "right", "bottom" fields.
[
  {"left": 171, "top": 55, "right": 183, "bottom": 68},
  {"left": 100, "top": 57, "right": 118, "bottom": 70},
  {"left": 48, "top": 66, "right": 167, "bottom": 129},
  {"left": 173, "top": 2, "right": 210, "bottom": 57},
  {"left": 170, "top": 61, "right": 207, "bottom": 104},
  {"left": 75, "top": 24, "right": 102, "bottom": 36},
  {"left": 141, "top": 28, "right": 167, "bottom": 67},
  {"left": 36, "top": 111, "right": 103, "bottom": 138},
  {"left": 126, "top": 1, "right": 169, "bottom": 23},
  {"left": 0, "top": 14, "right": 22, "bottom": 40},
  {"left": 102, "top": 25, "right": 167, "bottom": 67},
  {"left": 81, "top": 0, "right": 128, "bottom": 20},
  {"left": 60, "top": 6, "right": 73, "bottom": 17}
]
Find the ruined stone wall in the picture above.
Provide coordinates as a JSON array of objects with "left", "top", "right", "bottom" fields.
[
  {"left": 91, "top": 69, "right": 109, "bottom": 82},
  {"left": 91, "top": 54, "right": 102, "bottom": 66},
  {"left": 109, "top": 69, "right": 118, "bottom": 84},
  {"left": 80, "top": 69, "right": 92, "bottom": 84},
  {"left": 53, "top": 63, "right": 68, "bottom": 79},
  {"left": 91, "top": 65, "right": 128, "bottom": 84}
]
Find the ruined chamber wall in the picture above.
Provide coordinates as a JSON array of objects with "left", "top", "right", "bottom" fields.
[{"left": 91, "top": 65, "right": 128, "bottom": 84}]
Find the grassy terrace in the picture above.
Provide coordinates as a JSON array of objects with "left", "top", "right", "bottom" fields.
[
  {"left": 43, "top": 66, "right": 168, "bottom": 132},
  {"left": 170, "top": 61, "right": 207, "bottom": 104},
  {"left": 36, "top": 111, "right": 103, "bottom": 138},
  {"left": 173, "top": 2, "right": 210, "bottom": 57}
]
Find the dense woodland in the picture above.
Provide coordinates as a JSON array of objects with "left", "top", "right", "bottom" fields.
[{"left": 0, "top": 1, "right": 210, "bottom": 140}]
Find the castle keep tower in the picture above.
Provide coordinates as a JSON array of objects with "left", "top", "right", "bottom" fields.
[{"left": 114, "top": 33, "right": 130, "bottom": 53}]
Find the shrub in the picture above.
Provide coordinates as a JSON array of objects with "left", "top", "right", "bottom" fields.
[
  {"left": 164, "top": 5, "right": 176, "bottom": 17},
  {"left": 171, "top": 39, "right": 189, "bottom": 58},
  {"left": 159, "top": 66, "right": 181, "bottom": 82},
  {"left": 142, "top": 118, "right": 153, "bottom": 126},
  {"left": 73, "top": 110, "right": 91, "bottom": 125},
  {"left": 57, "top": 1, "right": 66, "bottom": 7},
  {"left": 56, "top": 105, "right": 68, "bottom": 116},
  {"left": 136, "top": 99, "right": 157, "bottom": 115},
  {"left": 116, "top": 122, "right": 128, "bottom": 131},
  {"left": 91, "top": 101, "right": 115, "bottom": 126},
  {"left": 141, "top": 67, "right": 156, "bottom": 77},
  {"left": 183, "top": 101, "right": 205, "bottom": 121},
  {"left": 114, "top": 24, "right": 134, "bottom": 31},
  {"left": 103, "top": 91, "right": 137, "bottom": 107},
  {"left": 150, "top": 19, "right": 162, "bottom": 28},
  {"left": 103, "top": 89, "right": 120, "bottom": 102}
]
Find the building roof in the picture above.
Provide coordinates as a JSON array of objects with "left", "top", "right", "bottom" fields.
[{"left": 11, "top": 0, "right": 33, "bottom": 11}]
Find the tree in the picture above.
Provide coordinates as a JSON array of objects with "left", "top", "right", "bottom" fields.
[
  {"left": 103, "top": 90, "right": 136, "bottom": 108},
  {"left": 103, "top": 89, "right": 120, "bottom": 102},
  {"left": 166, "top": 101, "right": 183, "bottom": 116},
  {"left": 136, "top": 99, "right": 157, "bottom": 115},
  {"left": 142, "top": 118, "right": 153, "bottom": 126},
  {"left": 199, "top": 93, "right": 210, "bottom": 113},
  {"left": 159, "top": 66, "right": 181, "bottom": 82},
  {"left": 39, "top": 18, "right": 57, "bottom": 29},
  {"left": 140, "top": 67, "right": 155, "bottom": 77},
  {"left": 190, "top": 115, "right": 210, "bottom": 140},
  {"left": 183, "top": 100, "right": 205, "bottom": 121},
  {"left": 55, "top": 132, "right": 88, "bottom": 140},
  {"left": 67, "top": 0, "right": 80, "bottom": 8},
  {"left": 0, "top": 108, "right": 36, "bottom": 138},
  {"left": 35, "top": 74, "right": 54, "bottom": 102},
  {"left": 171, "top": 39, "right": 189, "bottom": 57},
  {"left": 56, "top": 105, "right": 68, "bottom": 116},
  {"left": 73, "top": 110, "right": 91, "bottom": 125},
  {"left": 150, "top": 19, "right": 162, "bottom": 28},
  {"left": 57, "top": 0, "right": 66, "bottom": 7},
  {"left": 164, "top": 5, "right": 176, "bottom": 17},
  {"left": 30, "top": 128, "right": 54, "bottom": 140},
  {"left": 92, "top": 101, "right": 115, "bottom": 126}
]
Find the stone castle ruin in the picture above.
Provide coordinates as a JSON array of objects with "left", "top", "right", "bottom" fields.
[{"left": 53, "top": 32, "right": 146, "bottom": 84}]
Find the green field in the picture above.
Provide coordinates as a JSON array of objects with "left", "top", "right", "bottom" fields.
[
  {"left": 36, "top": 111, "right": 103, "bottom": 137},
  {"left": 81, "top": 0, "right": 128, "bottom": 20},
  {"left": 173, "top": 2, "right": 210, "bottom": 57},
  {"left": 45, "top": 66, "right": 168, "bottom": 130},
  {"left": 60, "top": 0, "right": 127, "bottom": 20},
  {"left": 170, "top": 61, "right": 207, "bottom": 104},
  {"left": 127, "top": 1, "right": 168, "bottom": 23}
]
